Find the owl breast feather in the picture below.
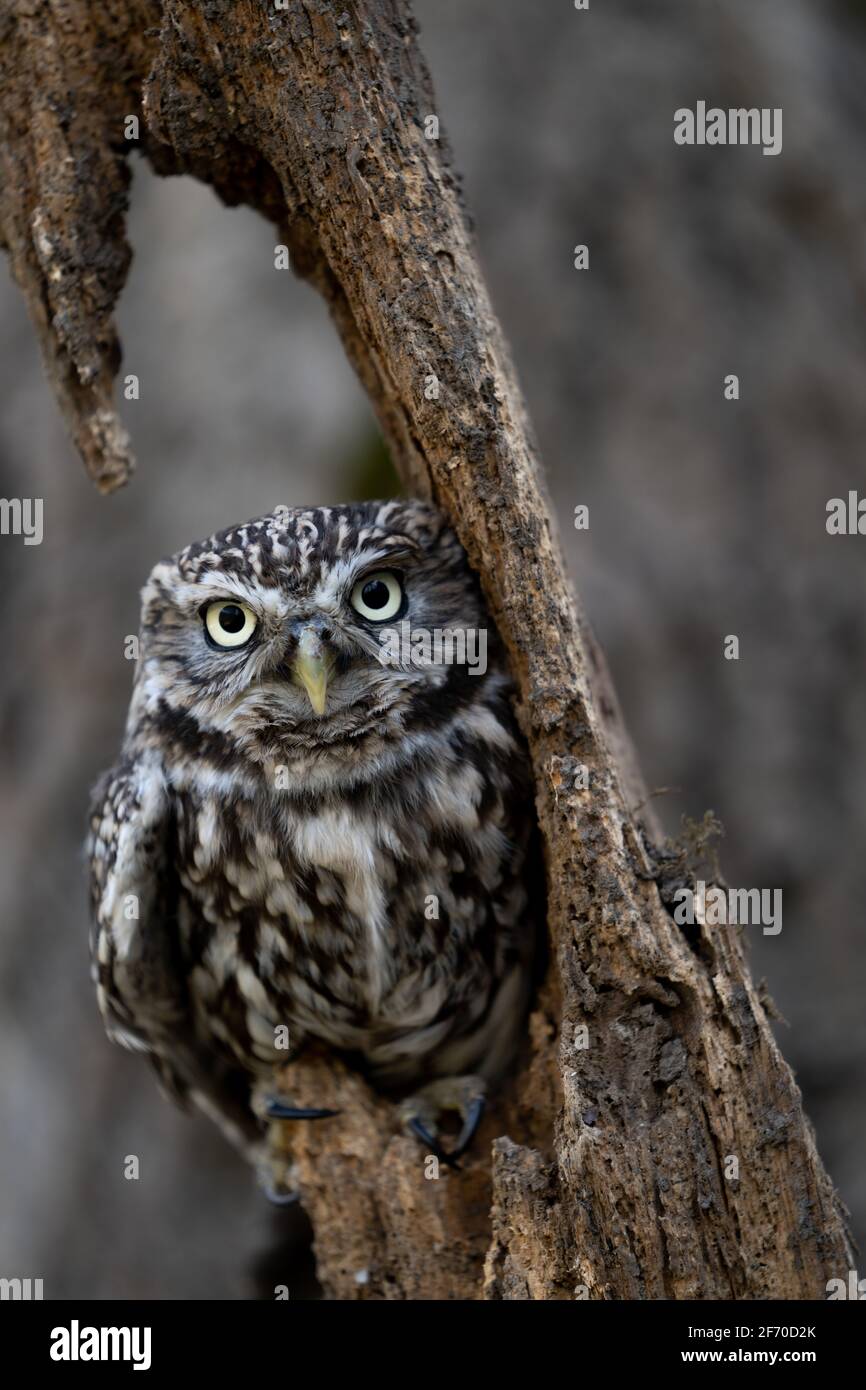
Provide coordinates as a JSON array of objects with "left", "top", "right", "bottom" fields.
[{"left": 168, "top": 709, "right": 531, "bottom": 1086}]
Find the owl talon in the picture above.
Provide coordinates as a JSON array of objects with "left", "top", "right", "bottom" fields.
[
  {"left": 400, "top": 1075, "right": 487, "bottom": 1166},
  {"left": 262, "top": 1183, "right": 301, "bottom": 1207},
  {"left": 407, "top": 1116, "right": 462, "bottom": 1169},
  {"left": 452, "top": 1095, "right": 485, "bottom": 1160},
  {"left": 265, "top": 1097, "right": 341, "bottom": 1120}
]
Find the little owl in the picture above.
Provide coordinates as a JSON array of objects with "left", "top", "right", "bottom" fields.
[{"left": 87, "top": 500, "right": 535, "bottom": 1191}]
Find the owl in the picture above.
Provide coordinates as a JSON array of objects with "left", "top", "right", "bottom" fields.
[{"left": 87, "top": 500, "right": 535, "bottom": 1191}]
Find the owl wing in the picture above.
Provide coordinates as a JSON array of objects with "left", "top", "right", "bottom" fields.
[{"left": 87, "top": 755, "right": 261, "bottom": 1157}]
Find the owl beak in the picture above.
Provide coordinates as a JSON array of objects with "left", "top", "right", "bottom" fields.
[{"left": 292, "top": 627, "right": 333, "bottom": 715}]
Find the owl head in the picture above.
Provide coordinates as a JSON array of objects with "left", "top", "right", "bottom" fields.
[{"left": 133, "top": 500, "right": 495, "bottom": 762}]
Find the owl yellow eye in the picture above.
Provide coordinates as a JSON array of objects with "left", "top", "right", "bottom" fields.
[
  {"left": 350, "top": 570, "right": 403, "bottom": 622},
  {"left": 204, "top": 601, "right": 258, "bottom": 648}
]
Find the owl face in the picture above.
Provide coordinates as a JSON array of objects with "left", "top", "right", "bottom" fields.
[{"left": 134, "top": 500, "right": 490, "bottom": 757}]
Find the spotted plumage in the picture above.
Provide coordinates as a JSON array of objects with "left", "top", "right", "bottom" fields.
[{"left": 88, "top": 500, "right": 535, "bottom": 1169}]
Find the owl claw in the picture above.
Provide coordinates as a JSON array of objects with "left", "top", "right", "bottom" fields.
[
  {"left": 265, "top": 1097, "right": 341, "bottom": 1120},
  {"left": 262, "top": 1183, "right": 301, "bottom": 1206},
  {"left": 400, "top": 1075, "right": 487, "bottom": 1166},
  {"left": 453, "top": 1095, "right": 486, "bottom": 1159},
  {"left": 406, "top": 1116, "right": 463, "bottom": 1169}
]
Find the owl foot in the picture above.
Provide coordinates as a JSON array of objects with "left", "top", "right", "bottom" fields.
[
  {"left": 399, "top": 1075, "right": 487, "bottom": 1168},
  {"left": 265, "top": 1097, "right": 341, "bottom": 1121}
]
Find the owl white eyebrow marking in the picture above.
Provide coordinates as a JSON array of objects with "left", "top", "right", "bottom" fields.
[
  {"left": 352, "top": 545, "right": 419, "bottom": 578},
  {"left": 174, "top": 576, "right": 286, "bottom": 617},
  {"left": 357, "top": 532, "right": 420, "bottom": 558}
]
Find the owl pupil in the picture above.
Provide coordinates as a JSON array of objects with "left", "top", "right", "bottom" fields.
[
  {"left": 362, "top": 580, "right": 389, "bottom": 609},
  {"left": 219, "top": 605, "right": 246, "bottom": 633}
]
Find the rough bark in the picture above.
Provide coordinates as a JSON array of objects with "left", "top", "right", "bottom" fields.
[{"left": 0, "top": 0, "right": 854, "bottom": 1299}]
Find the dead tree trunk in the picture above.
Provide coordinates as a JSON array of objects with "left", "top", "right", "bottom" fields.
[{"left": 0, "top": 0, "right": 854, "bottom": 1299}]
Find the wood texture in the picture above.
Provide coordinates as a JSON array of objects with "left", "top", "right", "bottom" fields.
[{"left": 0, "top": 0, "right": 854, "bottom": 1299}]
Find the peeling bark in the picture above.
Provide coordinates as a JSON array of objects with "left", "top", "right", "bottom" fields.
[{"left": 0, "top": 0, "right": 853, "bottom": 1299}]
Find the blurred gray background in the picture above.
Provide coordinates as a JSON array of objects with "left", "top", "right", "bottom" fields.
[{"left": 1, "top": 0, "right": 864, "bottom": 1297}]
